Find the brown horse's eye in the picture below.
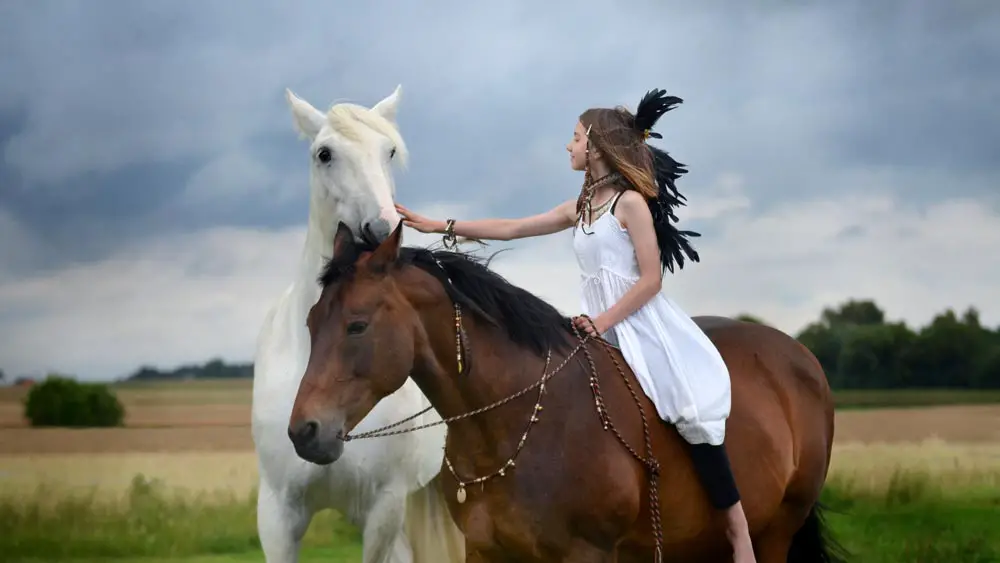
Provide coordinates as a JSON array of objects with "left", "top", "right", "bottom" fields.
[{"left": 346, "top": 320, "right": 368, "bottom": 336}]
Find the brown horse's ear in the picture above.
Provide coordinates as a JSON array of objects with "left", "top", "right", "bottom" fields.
[
  {"left": 368, "top": 220, "right": 403, "bottom": 272},
  {"left": 332, "top": 221, "right": 357, "bottom": 258}
]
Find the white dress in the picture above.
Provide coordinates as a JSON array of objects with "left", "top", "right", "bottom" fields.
[{"left": 572, "top": 198, "right": 732, "bottom": 446}]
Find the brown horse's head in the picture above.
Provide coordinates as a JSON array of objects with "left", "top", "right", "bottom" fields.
[
  {"left": 287, "top": 220, "right": 573, "bottom": 465},
  {"left": 287, "top": 221, "right": 421, "bottom": 464}
]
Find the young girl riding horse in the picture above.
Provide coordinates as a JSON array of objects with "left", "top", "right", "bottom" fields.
[{"left": 396, "top": 89, "right": 756, "bottom": 563}]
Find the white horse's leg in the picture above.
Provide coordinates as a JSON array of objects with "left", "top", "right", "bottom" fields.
[
  {"left": 257, "top": 476, "right": 312, "bottom": 563},
  {"left": 361, "top": 484, "right": 412, "bottom": 563}
]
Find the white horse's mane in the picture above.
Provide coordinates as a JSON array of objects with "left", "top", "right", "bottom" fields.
[{"left": 327, "top": 102, "right": 409, "bottom": 167}]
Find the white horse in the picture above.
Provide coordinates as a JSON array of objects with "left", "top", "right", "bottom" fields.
[{"left": 251, "top": 86, "right": 465, "bottom": 563}]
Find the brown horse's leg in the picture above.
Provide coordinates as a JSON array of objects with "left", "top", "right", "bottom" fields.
[
  {"left": 751, "top": 503, "right": 807, "bottom": 563},
  {"left": 754, "top": 529, "right": 793, "bottom": 563},
  {"left": 463, "top": 545, "right": 487, "bottom": 563},
  {"left": 562, "top": 540, "right": 615, "bottom": 563}
]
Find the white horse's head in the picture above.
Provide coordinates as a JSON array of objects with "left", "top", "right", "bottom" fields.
[{"left": 285, "top": 85, "right": 407, "bottom": 243}]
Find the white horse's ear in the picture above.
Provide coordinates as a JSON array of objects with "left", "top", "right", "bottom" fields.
[
  {"left": 372, "top": 84, "right": 402, "bottom": 123},
  {"left": 286, "top": 88, "right": 326, "bottom": 140}
]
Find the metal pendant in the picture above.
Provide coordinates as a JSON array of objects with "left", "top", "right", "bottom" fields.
[{"left": 456, "top": 485, "right": 467, "bottom": 504}]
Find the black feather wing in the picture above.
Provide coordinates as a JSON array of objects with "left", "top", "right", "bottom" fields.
[{"left": 646, "top": 139, "right": 701, "bottom": 274}]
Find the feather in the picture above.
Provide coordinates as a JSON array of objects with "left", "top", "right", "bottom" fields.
[
  {"left": 633, "top": 88, "right": 683, "bottom": 139},
  {"left": 633, "top": 88, "right": 700, "bottom": 274}
]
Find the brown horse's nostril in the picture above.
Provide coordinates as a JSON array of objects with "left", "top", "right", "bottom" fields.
[
  {"left": 302, "top": 420, "right": 319, "bottom": 440},
  {"left": 289, "top": 419, "right": 320, "bottom": 445}
]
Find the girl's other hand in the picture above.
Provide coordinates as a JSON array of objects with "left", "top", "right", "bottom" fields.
[{"left": 573, "top": 315, "right": 604, "bottom": 337}]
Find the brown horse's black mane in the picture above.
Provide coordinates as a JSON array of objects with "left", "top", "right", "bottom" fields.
[{"left": 319, "top": 234, "right": 575, "bottom": 357}]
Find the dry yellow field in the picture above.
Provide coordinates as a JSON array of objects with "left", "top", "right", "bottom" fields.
[
  {"left": 3, "top": 441, "right": 998, "bottom": 502},
  {"left": 2, "top": 380, "right": 999, "bottom": 501}
]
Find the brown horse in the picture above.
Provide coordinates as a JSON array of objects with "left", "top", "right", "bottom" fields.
[{"left": 288, "top": 221, "right": 846, "bottom": 563}]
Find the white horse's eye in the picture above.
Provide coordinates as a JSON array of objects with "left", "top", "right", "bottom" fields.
[
  {"left": 389, "top": 147, "right": 396, "bottom": 159},
  {"left": 317, "top": 146, "right": 333, "bottom": 164}
]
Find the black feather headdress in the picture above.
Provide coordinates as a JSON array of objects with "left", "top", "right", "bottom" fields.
[{"left": 633, "top": 88, "right": 701, "bottom": 274}]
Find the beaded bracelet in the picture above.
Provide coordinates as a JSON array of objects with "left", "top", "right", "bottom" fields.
[{"left": 443, "top": 219, "right": 457, "bottom": 249}]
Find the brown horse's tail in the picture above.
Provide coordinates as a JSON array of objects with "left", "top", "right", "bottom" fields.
[{"left": 786, "top": 502, "right": 850, "bottom": 563}]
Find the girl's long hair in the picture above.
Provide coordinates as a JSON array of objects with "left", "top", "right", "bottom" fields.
[{"left": 577, "top": 89, "right": 700, "bottom": 274}]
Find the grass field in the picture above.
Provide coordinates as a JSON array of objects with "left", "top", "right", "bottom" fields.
[{"left": 2, "top": 381, "right": 1000, "bottom": 562}]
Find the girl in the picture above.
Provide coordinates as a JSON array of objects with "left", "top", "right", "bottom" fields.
[{"left": 395, "top": 89, "right": 756, "bottom": 563}]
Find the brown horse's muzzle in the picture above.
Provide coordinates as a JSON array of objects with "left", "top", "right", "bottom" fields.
[{"left": 288, "top": 413, "right": 346, "bottom": 465}]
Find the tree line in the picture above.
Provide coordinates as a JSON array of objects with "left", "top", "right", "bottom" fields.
[
  {"left": 2, "top": 299, "right": 997, "bottom": 389},
  {"left": 742, "top": 299, "right": 999, "bottom": 389},
  {"left": 127, "top": 358, "right": 253, "bottom": 381}
]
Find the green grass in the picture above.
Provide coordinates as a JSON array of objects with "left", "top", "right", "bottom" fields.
[
  {"left": 2, "top": 472, "right": 999, "bottom": 562},
  {"left": 0, "top": 475, "right": 359, "bottom": 562},
  {"left": 833, "top": 388, "right": 1000, "bottom": 409},
  {"left": 9, "top": 548, "right": 357, "bottom": 563},
  {"left": 825, "top": 500, "right": 1000, "bottom": 562},
  {"left": 822, "top": 470, "right": 1000, "bottom": 562}
]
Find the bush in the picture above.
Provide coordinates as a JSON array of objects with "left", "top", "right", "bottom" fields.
[{"left": 23, "top": 375, "right": 126, "bottom": 427}]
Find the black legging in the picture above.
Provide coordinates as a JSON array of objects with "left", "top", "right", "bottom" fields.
[{"left": 687, "top": 442, "right": 741, "bottom": 510}]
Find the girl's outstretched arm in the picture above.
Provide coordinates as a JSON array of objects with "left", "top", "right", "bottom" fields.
[{"left": 395, "top": 200, "right": 577, "bottom": 242}]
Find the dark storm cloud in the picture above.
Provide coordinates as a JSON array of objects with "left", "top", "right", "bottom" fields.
[
  {"left": 1, "top": 1, "right": 997, "bottom": 278},
  {"left": 822, "top": 1, "right": 1000, "bottom": 175}
]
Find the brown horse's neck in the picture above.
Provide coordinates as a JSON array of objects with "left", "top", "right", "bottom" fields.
[{"left": 408, "top": 299, "right": 571, "bottom": 473}]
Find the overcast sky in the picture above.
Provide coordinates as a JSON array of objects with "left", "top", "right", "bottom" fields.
[{"left": 1, "top": 1, "right": 998, "bottom": 381}]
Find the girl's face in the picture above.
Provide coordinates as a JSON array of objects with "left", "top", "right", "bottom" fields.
[{"left": 566, "top": 121, "right": 589, "bottom": 172}]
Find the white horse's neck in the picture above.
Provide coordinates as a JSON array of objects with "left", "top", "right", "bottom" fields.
[{"left": 293, "top": 184, "right": 345, "bottom": 315}]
